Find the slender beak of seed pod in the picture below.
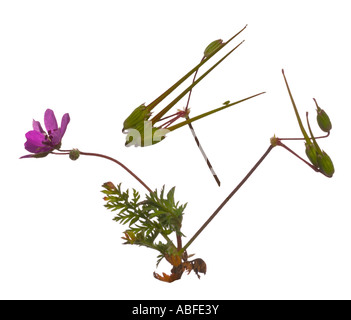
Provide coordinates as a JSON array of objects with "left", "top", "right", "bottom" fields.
[
  {"left": 282, "top": 69, "right": 312, "bottom": 144},
  {"left": 145, "top": 25, "right": 248, "bottom": 124},
  {"left": 121, "top": 25, "right": 252, "bottom": 148},
  {"left": 166, "top": 92, "right": 265, "bottom": 132}
]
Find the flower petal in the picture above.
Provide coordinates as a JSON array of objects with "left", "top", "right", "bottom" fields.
[
  {"left": 25, "top": 130, "right": 45, "bottom": 147},
  {"left": 24, "top": 130, "right": 52, "bottom": 153},
  {"left": 49, "top": 129, "right": 62, "bottom": 147},
  {"left": 59, "top": 113, "right": 70, "bottom": 139},
  {"left": 32, "top": 120, "right": 45, "bottom": 133},
  {"left": 44, "top": 109, "right": 58, "bottom": 133}
]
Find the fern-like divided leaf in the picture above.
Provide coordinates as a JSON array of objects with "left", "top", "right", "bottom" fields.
[
  {"left": 101, "top": 182, "right": 187, "bottom": 259},
  {"left": 145, "top": 186, "right": 187, "bottom": 235}
]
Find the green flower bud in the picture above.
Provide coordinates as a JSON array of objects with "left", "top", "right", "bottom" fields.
[
  {"left": 69, "top": 148, "right": 80, "bottom": 160},
  {"left": 102, "top": 181, "right": 117, "bottom": 191},
  {"left": 317, "top": 150, "right": 335, "bottom": 178},
  {"left": 305, "top": 143, "right": 319, "bottom": 167},
  {"left": 203, "top": 39, "right": 223, "bottom": 58},
  {"left": 122, "top": 104, "right": 151, "bottom": 132},
  {"left": 314, "top": 99, "right": 332, "bottom": 132}
]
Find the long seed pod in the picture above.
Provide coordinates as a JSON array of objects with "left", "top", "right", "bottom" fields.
[{"left": 145, "top": 25, "right": 247, "bottom": 115}]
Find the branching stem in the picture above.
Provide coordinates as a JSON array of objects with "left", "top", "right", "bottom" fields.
[
  {"left": 275, "top": 141, "right": 320, "bottom": 172},
  {"left": 278, "top": 131, "right": 329, "bottom": 141}
]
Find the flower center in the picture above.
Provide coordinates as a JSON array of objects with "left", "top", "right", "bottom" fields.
[{"left": 42, "top": 130, "right": 54, "bottom": 146}]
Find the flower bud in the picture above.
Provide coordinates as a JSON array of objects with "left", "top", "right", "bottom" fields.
[
  {"left": 316, "top": 108, "right": 332, "bottom": 132},
  {"left": 102, "top": 181, "right": 117, "bottom": 191},
  {"left": 122, "top": 230, "right": 136, "bottom": 244},
  {"left": 69, "top": 148, "right": 80, "bottom": 160},
  {"left": 317, "top": 151, "right": 335, "bottom": 178},
  {"left": 305, "top": 143, "right": 319, "bottom": 167},
  {"left": 203, "top": 39, "right": 223, "bottom": 58},
  {"left": 314, "top": 99, "right": 332, "bottom": 132}
]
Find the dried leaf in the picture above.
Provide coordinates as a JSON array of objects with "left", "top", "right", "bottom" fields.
[
  {"left": 165, "top": 253, "right": 182, "bottom": 267},
  {"left": 153, "top": 256, "right": 207, "bottom": 282},
  {"left": 153, "top": 271, "right": 183, "bottom": 283}
]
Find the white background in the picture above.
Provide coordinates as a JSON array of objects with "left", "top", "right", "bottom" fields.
[{"left": 1, "top": 0, "right": 350, "bottom": 300}]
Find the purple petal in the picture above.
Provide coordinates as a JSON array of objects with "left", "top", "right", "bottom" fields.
[
  {"left": 32, "top": 120, "right": 45, "bottom": 133},
  {"left": 44, "top": 109, "right": 58, "bottom": 133},
  {"left": 59, "top": 113, "right": 70, "bottom": 139},
  {"left": 49, "top": 129, "right": 62, "bottom": 146},
  {"left": 25, "top": 130, "right": 46, "bottom": 147},
  {"left": 24, "top": 130, "right": 52, "bottom": 153}
]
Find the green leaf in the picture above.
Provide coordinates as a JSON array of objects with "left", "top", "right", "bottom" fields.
[{"left": 102, "top": 183, "right": 186, "bottom": 256}]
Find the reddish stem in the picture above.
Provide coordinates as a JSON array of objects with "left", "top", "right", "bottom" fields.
[
  {"left": 278, "top": 131, "right": 329, "bottom": 141},
  {"left": 181, "top": 144, "right": 274, "bottom": 253},
  {"left": 276, "top": 141, "right": 319, "bottom": 172},
  {"left": 55, "top": 150, "right": 153, "bottom": 193}
]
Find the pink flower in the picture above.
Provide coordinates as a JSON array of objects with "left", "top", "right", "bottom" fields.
[{"left": 21, "top": 109, "right": 70, "bottom": 158}]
